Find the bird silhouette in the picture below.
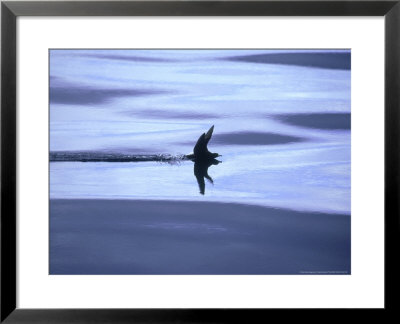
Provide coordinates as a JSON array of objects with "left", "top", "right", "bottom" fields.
[
  {"left": 186, "top": 126, "right": 221, "bottom": 195},
  {"left": 186, "top": 125, "right": 220, "bottom": 161}
]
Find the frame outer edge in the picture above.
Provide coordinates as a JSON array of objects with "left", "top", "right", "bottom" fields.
[
  {"left": 1, "top": 1, "right": 17, "bottom": 323},
  {"left": 2, "top": 1, "right": 399, "bottom": 16},
  {"left": 1, "top": 0, "right": 399, "bottom": 323},
  {"left": 385, "top": 1, "right": 400, "bottom": 312}
]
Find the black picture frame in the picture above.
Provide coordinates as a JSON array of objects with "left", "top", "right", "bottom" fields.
[{"left": 1, "top": 0, "right": 399, "bottom": 322}]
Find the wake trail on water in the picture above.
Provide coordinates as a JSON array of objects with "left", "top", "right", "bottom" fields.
[{"left": 50, "top": 152, "right": 188, "bottom": 164}]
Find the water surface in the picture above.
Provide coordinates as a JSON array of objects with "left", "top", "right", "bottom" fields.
[
  {"left": 49, "top": 50, "right": 351, "bottom": 274},
  {"left": 50, "top": 49, "right": 351, "bottom": 214}
]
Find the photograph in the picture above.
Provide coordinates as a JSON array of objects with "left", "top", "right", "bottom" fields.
[{"left": 49, "top": 49, "right": 351, "bottom": 275}]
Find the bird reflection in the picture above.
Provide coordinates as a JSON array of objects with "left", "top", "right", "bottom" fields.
[
  {"left": 194, "top": 159, "right": 221, "bottom": 195},
  {"left": 186, "top": 125, "right": 221, "bottom": 195}
]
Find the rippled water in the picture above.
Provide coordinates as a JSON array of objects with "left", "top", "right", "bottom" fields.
[{"left": 50, "top": 49, "right": 350, "bottom": 214}]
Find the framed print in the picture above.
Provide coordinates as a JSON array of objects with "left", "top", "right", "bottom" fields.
[
  {"left": 1, "top": 0, "right": 399, "bottom": 322},
  {"left": 48, "top": 47, "right": 351, "bottom": 276}
]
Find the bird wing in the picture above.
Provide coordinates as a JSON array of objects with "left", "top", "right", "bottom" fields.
[
  {"left": 204, "top": 125, "right": 214, "bottom": 145},
  {"left": 193, "top": 125, "right": 214, "bottom": 155},
  {"left": 193, "top": 133, "right": 207, "bottom": 156}
]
